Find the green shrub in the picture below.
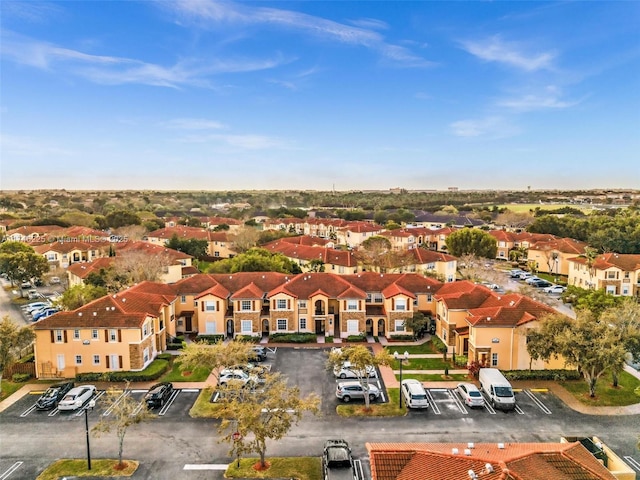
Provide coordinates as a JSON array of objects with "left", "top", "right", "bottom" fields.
[
  {"left": 12, "top": 373, "right": 31, "bottom": 382},
  {"left": 502, "top": 369, "right": 580, "bottom": 381},
  {"left": 454, "top": 355, "right": 468, "bottom": 367},
  {"left": 389, "top": 334, "right": 414, "bottom": 341},
  {"left": 196, "top": 334, "right": 225, "bottom": 344},
  {"left": 157, "top": 353, "right": 173, "bottom": 361},
  {"left": 269, "top": 332, "right": 317, "bottom": 343},
  {"left": 325, "top": 336, "right": 334, "bottom": 343},
  {"left": 76, "top": 358, "right": 170, "bottom": 383},
  {"left": 235, "top": 335, "right": 261, "bottom": 343},
  {"left": 346, "top": 334, "right": 367, "bottom": 342}
]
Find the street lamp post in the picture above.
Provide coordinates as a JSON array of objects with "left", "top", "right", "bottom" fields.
[
  {"left": 84, "top": 399, "right": 96, "bottom": 471},
  {"left": 394, "top": 350, "right": 409, "bottom": 409}
]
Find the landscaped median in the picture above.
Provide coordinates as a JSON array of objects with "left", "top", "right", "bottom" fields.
[{"left": 35, "top": 459, "right": 138, "bottom": 479}]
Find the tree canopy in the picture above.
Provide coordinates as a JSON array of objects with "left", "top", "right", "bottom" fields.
[
  {"left": 207, "top": 248, "right": 302, "bottom": 274},
  {"left": 165, "top": 234, "right": 209, "bottom": 258},
  {"left": 0, "top": 316, "right": 35, "bottom": 391},
  {"left": 0, "top": 241, "right": 50, "bottom": 289},
  {"left": 445, "top": 228, "right": 497, "bottom": 258}
]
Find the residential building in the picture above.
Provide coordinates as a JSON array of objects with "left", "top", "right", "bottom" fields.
[
  {"left": 526, "top": 238, "right": 587, "bottom": 276},
  {"left": 568, "top": 253, "right": 640, "bottom": 297}
]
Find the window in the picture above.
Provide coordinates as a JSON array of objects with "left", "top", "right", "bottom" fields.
[
  {"left": 75, "top": 355, "right": 82, "bottom": 365},
  {"left": 277, "top": 299, "right": 287, "bottom": 309},
  {"left": 373, "top": 293, "right": 383, "bottom": 303},
  {"left": 298, "top": 300, "right": 307, "bottom": 309},
  {"left": 143, "top": 347, "right": 150, "bottom": 363},
  {"left": 395, "top": 298, "right": 407, "bottom": 311},
  {"left": 241, "top": 320, "right": 252, "bottom": 334},
  {"left": 442, "top": 329, "right": 447, "bottom": 341},
  {"left": 93, "top": 355, "right": 100, "bottom": 365},
  {"left": 366, "top": 293, "right": 372, "bottom": 302},
  {"left": 277, "top": 319, "right": 287, "bottom": 331},
  {"left": 395, "top": 320, "right": 405, "bottom": 332},
  {"left": 607, "top": 271, "right": 617, "bottom": 279},
  {"left": 413, "top": 299, "right": 418, "bottom": 306},
  {"left": 109, "top": 329, "right": 117, "bottom": 342},
  {"left": 181, "top": 295, "right": 186, "bottom": 303},
  {"left": 73, "top": 329, "right": 80, "bottom": 340},
  {"left": 204, "top": 301, "right": 215, "bottom": 311},
  {"left": 491, "top": 353, "right": 498, "bottom": 367},
  {"left": 299, "top": 318, "right": 307, "bottom": 330},
  {"left": 347, "top": 300, "right": 358, "bottom": 311},
  {"left": 426, "top": 262, "right": 435, "bottom": 270},
  {"left": 624, "top": 271, "right": 630, "bottom": 279},
  {"left": 55, "top": 330, "right": 63, "bottom": 343},
  {"left": 143, "top": 323, "right": 149, "bottom": 337},
  {"left": 241, "top": 300, "right": 252, "bottom": 311},
  {"left": 92, "top": 329, "right": 99, "bottom": 340},
  {"left": 205, "top": 321, "right": 216, "bottom": 334},
  {"left": 214, "top": 252, "right": 220, "bottom": 257},
  {"left": 347, "top": 320, "right": 359, "bottom": 334},
  {"left": 426, "top": 294, "right": 432, "bottom": 302}
]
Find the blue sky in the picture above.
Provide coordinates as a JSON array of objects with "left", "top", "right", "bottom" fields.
[{"left": 1, "top": 1, "right": 639, "bottom": 191}]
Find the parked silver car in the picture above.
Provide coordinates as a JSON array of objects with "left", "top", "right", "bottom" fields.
[
  {"left": 456, "top": 382, "right": 485, "bottom": 408},
  {"left": 333, "top": 362, "right": 376, "bottom": 379},
  {"left": 58, "top": 385, "right": 96, "bottom": 411},
  {"left": 335, "top": 381, "right": 380, "bottom": 402}
]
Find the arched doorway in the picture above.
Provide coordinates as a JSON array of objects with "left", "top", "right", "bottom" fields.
[
  {"left": 366, "top": 319, "right": 373, "bottom": 335},
  {"left": 226, "top": 319, "right": 234, "bottom": 339},
  {"left": 377, "top": 318, "right": 386, "bottom": 336},
  {"left": 314, "top": 300, "right": 325, "bottom": 315},
  {"left": 262, "top": 319, "right": 270, "bottom": 336}
]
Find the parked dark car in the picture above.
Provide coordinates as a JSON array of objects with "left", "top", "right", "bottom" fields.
[
  {"left": 35, "top": 381, "right": 74, "bottom": 410},
  {"left": 144, "top": 382, "right": 174, "bottom": 409}
]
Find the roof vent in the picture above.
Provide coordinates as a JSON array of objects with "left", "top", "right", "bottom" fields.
[
  {"left": 122, "top": 298, "right": 126, "bottom": 302},
  {"left": 468, "top": 470, "right": 478, "bottom": 479},
  {"left": 451, "top": 448, "right": 459, "bottom": 455},
  {"left": 467, "top": 442, "right": 474, "bottom": 449},
  {"left": 484, "top": 464, "right": 494, "bottom": 473},
  {"left": 78, "top": 312, "right": 82, "bottom": 316},
  {"left": 464, "top": 449, "right": 472, "bottom": 456},
  {"left": 487, "top": 317, "right": 491, "bottom": 321},
  {"left": 510, "top": 300, "right": 515, "bottom": 306},
  {"left": 497, "top": 443, "right": 505, "bottom": 449},
  {"left": 93, "top": 312, "right": 97, "bottom": 316}
]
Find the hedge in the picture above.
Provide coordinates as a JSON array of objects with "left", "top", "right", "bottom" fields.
[
  {"left": 195, "top": 334, "right": 225, "bottom": 344},
  {"left": 269, "top": 332, "right": 317, "bottom": 343},
  {"left": 12, "top": 373, "right": 31, "bottom": 382},
  {"left": 502, "top": 369, "right": 580, "bottom": 381},
  {"left": 346, "top": 334, "right": 367, "bottom": 342},
  {"left": 388, "top": 334, "right": 414, "bottom": 342},
  {"left": 75, "top": 358, "right": 170, "bottom": 382}
]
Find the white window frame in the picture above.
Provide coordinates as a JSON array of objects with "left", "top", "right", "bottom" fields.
[
  {"left": 241, "top": 320, "right": 252, "bottom": 334},
  {"left": 277, "top": 299, "right": 287, "bottom": 310},
  {"left": 299, "top": 318, "right": 307, "bottom": 330},
  {"left": 298, "top": 300, "right": 307, "bottom": 309},
  {"left": 73, "top": 329, "right": 80, "bottom": 340},
  {"left": 75, "top": 355, "right": 82, "bottom": 365},
  {"left": 92, "top": 329, "right": 99, "bottom": 340},
  {"left": 277, "top": 318, "right": 287, "bottom": 331},
  {"left": 241, "top": 300, "right": 252, "bottom": 311},
  {"left": 491, "top": 353, "right": 498, "bottom": 367},
  {"left": 395, "top": 320, "right": 405, "bottom": 332},
  {"left": 347, "top": 300, "right": 358, "bottom": 311},
  {"left": 55, "top": 330, "right": 63, "bottom": 343},
  {"left": 395, "top": 298, "right": 407, "bottom": 311},
  {"left": 181, "top": 295, "right": 187, "bottom": 303},
  {"left": 373, "top": 293, "right": 383, "bottom": 303},
  {"left": 109, "top": 329, "right": 117, "bottom": 342},
  {"left": 143, "top": 347, "right": 150, "bottom": 364},
  {"left": 93, "top": 355, "right": 100, "bottom": 365},
  {"left": 204, "top": 301, "right": 216, "bottom": 312},
  {"left": 347, "top": 320, "right": 359, "bottom": 334}
]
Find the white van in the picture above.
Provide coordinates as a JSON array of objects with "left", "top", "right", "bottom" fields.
[
  {"left": 401, "top": 379, "right": 429, "bottom": 409},
  {"left": 479, "top": 368, "right": 515, "bottom": 411}
]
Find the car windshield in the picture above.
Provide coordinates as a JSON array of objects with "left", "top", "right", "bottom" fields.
[
  {"left": 62, "top": 394, "right": 76, "bottom": 401},
  {"left": 412, "top": 394, "right": 427, "bottom": 400},
  {"left": 42, "top": 388, "right": 59, "bottom": 398},
  {"left": 469, "top": 391, "right": 482, "bottom": 397},
  {"left": 495, "top": 386, "right": 513, "bottom": 397}
]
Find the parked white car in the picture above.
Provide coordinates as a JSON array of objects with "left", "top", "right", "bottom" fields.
[
  {"left": 544, "top": 285, "right": 566, "bottom": 294},
  {"left": 58, "top": 385, "right": 96, "bottom": 411},
  {"left": 333, "top": 362, "right": 376, "bottom": 379},
  {"left": 456, "top": 382, "right": 485, "bottom": 408},
  {"left": 218, "top": 369, "right": 257, "bottom": 386}
]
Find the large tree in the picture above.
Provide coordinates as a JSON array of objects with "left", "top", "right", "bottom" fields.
[
  {"left": 356, "top": 236, "right": 396, "bottom": 273},
  {"left": 0, "top": 241, "right": 49, "bottom": 293},
  {"left": 92, "top": 383, "right": 155, "bottom": 468},
  {"left": 445, "top": 229, "right": 497, "bottom": 259},
  {"left": 165, "top": 234, "right": 209, "bottom": 258},
  {"left": 112, "top": 249, "right": 173, "bottom": 284},
  {"left": 207, "top": 248, "right": 302, "bottom": 274},
  {"left": 57, "top": 284, "right": 108, "bottom": 310},
  {"left": 527, "top": 311, "right": 625, "bottom": 397},
  {"left": 0, "top": 316, "right": 35, "bottom": 393},
  {"left": 231, "top": 226, "right": 261, "bottom": 253},
  {"left": 599, "top": 300, "right": 640, "bottom": 387},
  {"left": 326, "top": 345, "right": 391, "bottom": 410}
]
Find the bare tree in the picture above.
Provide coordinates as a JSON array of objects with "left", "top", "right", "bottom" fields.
[
  {"left": 112, "top": 250, "right": 172, "bottom": 284},
  {"left": 231, "top": 226, "right": 261, "bottom": 253},
  {"left": 113, "top": 225, "right": 147, "bottom": 242}
]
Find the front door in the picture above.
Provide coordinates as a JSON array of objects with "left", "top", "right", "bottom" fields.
[
  {"left": 185, "top": 316, "right": 192, "bottom": 332},
  {"left": 110, "top": 354, "right": 120, "bottom": 371},
  {"left": 227, "top": 319, "right": 234, "bottom": 338},
  {"left": 56, "top": 354, "right": 65, "bottom": 372},
  {"left": 315, "top": 319, "right": 324, "bottom": 334}
]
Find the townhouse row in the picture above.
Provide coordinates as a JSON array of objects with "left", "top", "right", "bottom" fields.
[{"left": 33, "top": 272, "right": 561, "bottom": 379}]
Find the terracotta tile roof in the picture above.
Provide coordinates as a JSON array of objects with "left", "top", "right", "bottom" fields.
[
  {"left": 277, "top": 235, "right": 332, "bottom": 247},
  {"left": 146, "top": 226, "right": 211, "bottom": 241},
  {"left": 33, "top": 240, "right": 109, "bottom": 254},
  {"left": 465, "top": 293, "right": 556, "bottom": 327},
  {"left": 229, "top": 282, "right": 265, "bottom": 300},
  {"left": 343, "top": 273, "right": 441, "bottom": 295},
  {"left": 366, "top": 442, "right": 617, "bottom": 480},
  {"left": 204, "top": 216, "right": 242, "bottom": 226},
  {"left": 115, "top": 240, "right": 192, "bottom": 263},
  {"left": 67, "top": 257, "right": 115, "bottom": 279},
  {"left": 435, "top": 281, "right": 493, "bottom": 309},
  {"left": 381, "top": 283, "right": 416, "bottom": 299},
  {"left": 529, "top": 237, "right": 588, "bottom": 255},
  {"left": 410, "top": 247, "right": 457, "bottom": 263},
  {"left": 275, "top": 272, "right": 366, "bottom": 299},
  {"left": 263, "top": 240, "right": 358, "bottom": 267},
  {"left": 338, "top": 221, "right": 382, "bottom": 233},
  {"left": 568, "top": 252, "right": 640, "bottom": 272}
]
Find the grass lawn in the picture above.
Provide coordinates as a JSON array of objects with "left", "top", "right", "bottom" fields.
[
  {"left": 401, "top": 373, "right": 469, "bottom": 382},
  {"left": 559, "top": 371, "right": 640, "bottom": 407},
  {"left": 189, "top": 387, "right": 224, "bottom": 418},
  {"left": 384, "top": 340, "right": 441, "bottom": 355},
  {"left": 36, "top": 459, "right": 138, "bottom": 479},
  {"left": 0, "top": 380, "right": 25, "bottom": 402},
  {"left": 392, "top": 357, "right": 451, "bottom": 370},
  {"left": 498, "top": 203, "right": 593, "bottom": 214},
  {"left": 159, "top": 361, "right": 210, "bottom": 382},
  {"left": 225, "top": 457, "right": 321, "bottom": 480},
  {"left": 337, "top": 388, "right": 405, "bottom": 417}
]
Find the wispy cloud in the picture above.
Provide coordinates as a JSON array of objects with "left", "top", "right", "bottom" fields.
[
  {"left": 0, "top": 134, "right": 73, "bottom": 156},
  {"left": 450, "top": 116, "right": 520, "bottom": 139},
  {"left": 0, "top": 1, "right": 63, "bottom": 23},
  {"left": 166, "top": 0, "right": 434, "bottom": 67},
  {"left": 177, "top": 132, "right": 288, "bottom": 150},
  {"left": 498, "top": 86, "right": 583, "bottom": 111},
  {"left": 162, "top": 118, "right": 227, "bottom": 130},
  {"left": 0, "top": 30, "right": 287, "bottom": 88},
  {"left": 461, "top": 35, "right": 556, "bottom": 71}
]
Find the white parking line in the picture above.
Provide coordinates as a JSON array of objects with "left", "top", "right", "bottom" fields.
[
  {"left": 103, "top": 390, "right": 130, "bottom": 417},
  {"left": 425, "top": 390, "right": 441, "bottom": 415},
  {"left": 447, "top": 389, "right": 468, "bottom": 414},
  {"left": 181, "top": 388, "right": 199, "bottom": 393},
  {"left": 624, "top": 456, "right": 640, "bottom": 472},
  {"left": 183, "top": 464, "right": 228, "bottom": 470},
  {"left": 19, "top": 404, "right": 37, "bottom": 417},
  {"left": 523, "top": 389, "right": 552, "bottom": 414},
  {"left": 480, "top": 393, "right": 496, "bottom": 414},
  {"left": 158, "top": 389, "right": 181, "bottom": 416},
  {"left": 514, "top": 404, "right": 525, "bottom": 415},
  {"left": 354, "top": 459, "right": 365, "bottom": 480},
  {"left": 74, "top": 390, "right": 106, "bottom": 417},
  {"left": 47, "top": 407, "right": 60, "bottom": 417},
  {"left": 0, "top": 462, "right": 23, "bottom": 480}
]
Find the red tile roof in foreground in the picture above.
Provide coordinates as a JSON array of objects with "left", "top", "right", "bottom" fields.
[{"left": 367, "top": 442, "right": 617, "bottom": 480}]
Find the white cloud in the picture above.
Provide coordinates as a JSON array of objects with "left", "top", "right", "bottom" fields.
[
  {"left": 461, "top": 35, "right": 556, "bottom": 71},
  {"left": 176, "top": 132, "right": 288, "bottom": 150},
  {"left": 0, "top": 134, "right": 72, "bottom": 156},
  {"left": 0, "top": 30, "right": 287, "bottom": 88},
  {"left": 166, "top": 0, "right": 433, "bottom": 67},
  {"left": 163, "top": 118, "right": 227, "bottom": 130},
  {"left": 450, "top": 116, "right": 520, "bottom": 139},
  {"left": 498, "top": 86, "right": 583, "bottom": 111}
]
